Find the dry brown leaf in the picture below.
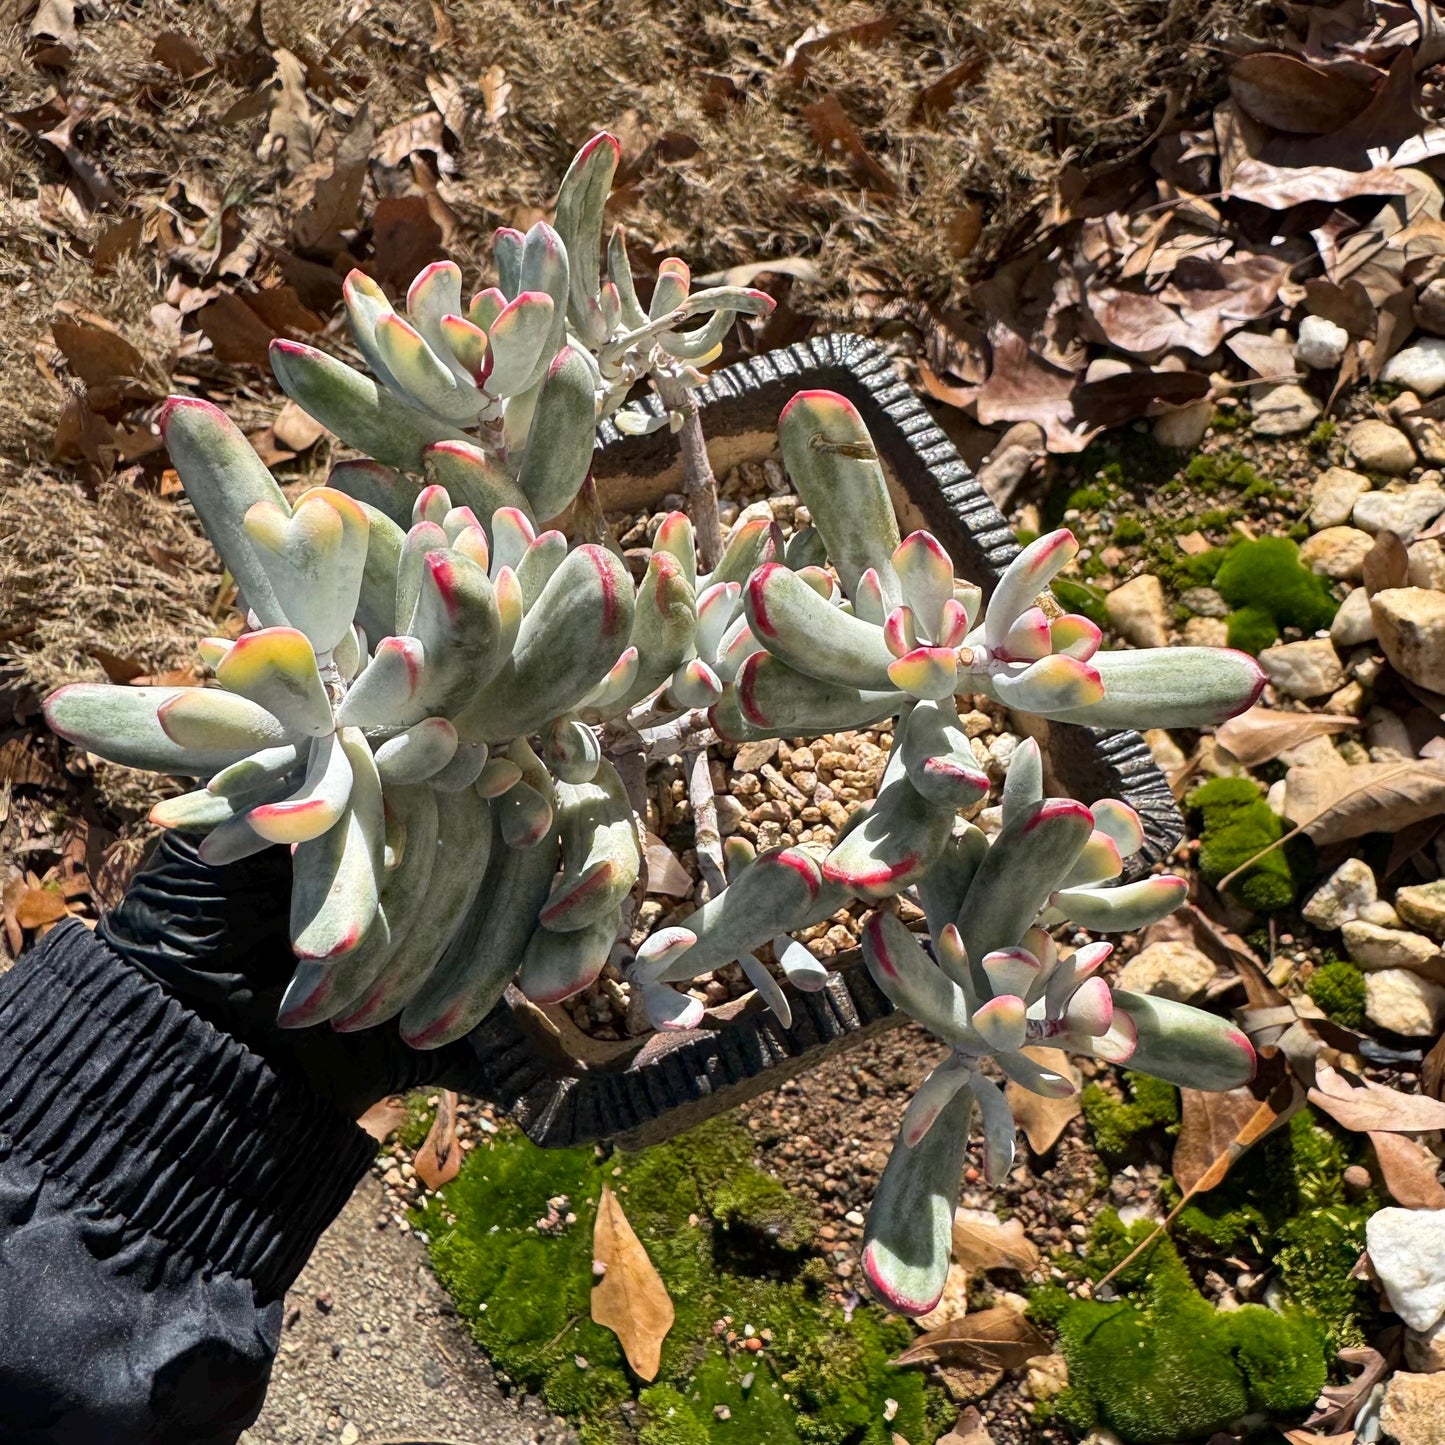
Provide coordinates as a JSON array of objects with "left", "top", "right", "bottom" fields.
[
  {"left": 975, "top": 324, "right": 1092, "bottom": 453},
  {"left": 783, "top": 16, "right": 900, "bottom": 85},
  {"left": 1227, "top": 330, "right": 1299, "bottom": 379},
  {"left": 372, "top": 112, "right": 445, "bottom": 169},
  {"left": 1174, "top": 1085, "right": 1282, "bottom": 1194},
  {"left": 414, "top": 1089, "right": 462, "bottom": 1190},
  {"left": 910, "top": 57, "right": 986, "bottom": 124},
  {"left": 1229, "top": 53, "right": 1374, "bottom": 134},
  {"left": 30, "top": 0, "right": 77, "bottom": 46},
  {"left": 892, "top": 1305, "right": 1049, "bottom": 1370},
  {"left": 950, "top": 1209, "right": 1041, "bottom": 1275},
  {"left": 197, "top": 294, "right": 276, "bottom": 366},
  {"left": 1283, "top": 1432, "right": 1360, "bottom": 1445},
  {"left": 51, "top": 318, "right": 149, "bottom": 395},
  {"left": 1281, "top": 760, "right": 1445, "bottom": 843},
  {"left": 1368, "top": 1129, "right": 1445, "bottom": 1208},
  {"left": 371, "top": 194, "right": 443, "bottom": 291},
  {"left": 915, "top": 1261, "right": 972, "bottom": 1332},
  {"left": 291, "top": 104, "right": 374, "bottom": 257},
  {"left": 591, "top": 1185, "right": 674, "bottom": 1381},
  {"left": 356, "top": 1095, "right": 408, "bottom": 1143},
  {"left": 480, "top": 64, "right": 512, "bottom": 125},
  {"left": 14, "top": 888, "right": 68, "bottom": 929},
  {"left": 1309, "top": 1062, "right": 1445, "bottom": 1134},
  {"left": 643, "top": 833, "right": 694, "bottom": 899},
  {"left": 1005, "top": 1048, "right": 1081, "bottom": 1154},
  {"left": 802, "top": 94, "right": 896, "bottom": 196},
  {"left": 427, "top": 69, "right": 468, "bottom": 139},
  {"left": 1224, "top": 158, "right": 1408, "bottom": 208},
  {"left": 1215, "top": 706, "right": 1359, "bottom": 767},
  {"left": 1072, "top": 370, "right": 1210, "bottom": 427},
  {"left": 1305, "top": 277, "right": 1376, "bottom": 338},
  {"left": 264, "top": 49, "right": 316, "bottom": 172},
  {"left": 1424, "top": 1031, "right": 1445, "bottom": 1100},
  {"left": 1304, "top": 1344, "right": 1391, "bottom": 1435},
  {"left": 272, "top": 399, "right": 325, "bottom": 452},
  {"left": 153, "top": 30, "right": 209, "bottom": 79},
  {"left": 938, "top": 1406, "right": 995, "bottom": 1445},
  {"left": 92, "top": 215, "right": 145, "bottom": 276}
]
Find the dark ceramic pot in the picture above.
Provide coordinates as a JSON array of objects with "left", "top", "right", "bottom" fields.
[{"left": 462, "top": 333, "right": 1183, "bottom": 1151}]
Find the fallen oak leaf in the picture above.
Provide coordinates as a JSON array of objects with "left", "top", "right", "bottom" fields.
[
  {"left": 950, "top": 1208, "right": 1042, "bottom": 1275},
  {"left": 1303, "top": 1343, "right": 1393, "bottom": 1435},
  {"left": 1228, "top": 52, "right": 1375, "bottom": 134},
  {"left": 1004, "top": 1047, "right": 1081, "bottom": 1154},
  {"left": 14, "top": 887, "right": 69, "bottom": 929},
  {"left": 1309, "top": 1061, "right": 1445, "bottom": 1133},
  {"left": 1367, "top": 1129, "right": 1445, "bottom": 1209},
  {"left": 1173, "top": 1072, "right": 1293, "bottom": 1194},
  {"left": 784, "top": 15, "right": 901, "bottom": 85},
  {"left": 414, "top": 1088, "right": 461, "bottom": 1189},
  {"left": 802, "top": 94, "right": 897, "bottom": 195},
  {"left": 1071, "top": 369, "right": 1210, "bottom": 427},
  {"left": 356, "top": 1095, "right": 408, "bottom": 1143},
  {"left": 591, "top": 1185, "right": 674, "bottom": 1381},
  {"left": 891, "top": 1305, "right": 1049, "bottom": 1371},
  {"left": 1214, "top": 706, "right": 1360, "bottom": 767}
]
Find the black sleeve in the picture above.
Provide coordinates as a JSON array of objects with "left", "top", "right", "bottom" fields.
[{"left": 0, "top": 920, "right": 376, "bottom": 1445}]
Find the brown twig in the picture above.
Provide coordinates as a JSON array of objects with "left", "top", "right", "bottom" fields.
[
  {"left": 654, "top": 373, "right": 722, "bottom": 571},
  {"left": 685, "top": 746, "right": 726, "bottom": 902}
]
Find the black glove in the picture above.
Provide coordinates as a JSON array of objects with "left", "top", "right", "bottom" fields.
[{"left": 98, "top": 830, "right": 494, "bottom": 1117}]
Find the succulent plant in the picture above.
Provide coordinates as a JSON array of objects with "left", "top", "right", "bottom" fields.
[{"left": 46, "top": 131, "right": 1268, "bottom": 1316}]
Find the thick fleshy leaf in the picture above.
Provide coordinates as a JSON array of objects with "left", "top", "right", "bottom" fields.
[
  {"left": 778, "top": 390, "right": 900, "bottom": 603},
  {"left": 731, "top": 652, "right": 901, "bottom": 736},
  {"left": 413, "top": 483, "right": 452, "bottom": 527},
  {"left": 1051, "top": 875, "right": 1188, "bottom": 931},
  {"left": 151, "top": 783, "right": 280, "bottom": 833},
  {"left": 739, "top": 951, "right": 793, "bottom": 1028},
  {"left": 514, "top": 344, "right": 598, "bottom": 521},
  {"left": 638, "top": 979, "right": 705, "bottom": 1032},
  {"left": 540, "top": 759, "right": 640, "bottom": 932},
  {"left": 915, "top": 826, "right": 988, "bottom": 944},
  {"left": 1059, "top": 830, "right": 1124, "bottom": 889},
  {"left": 289, "top": 728, "right": 382, "bottom": 959},
  {"left": 399, "top": 805, "right": 560, "bottom": 1047},
  {"left": 438, "top": 313, "right": 489, "bottom": 379},
  {"left": 405, "top": 260, "right": 467, "bottom": 373},
  {"left": 852, "top": 568, "right": 888, "bottom": 626},
  {"left": 892, "top": 531, "right": 954, "bottom": 641},
  {"left": 335, "top": 635, "right": 427, "bottom": 729},
  {"left": 483, "top": 290, "right": 555, "bottom": 397},
  {"left": 553, "top": 132, "right": 620, "bottom": 341},
  {"left": 862, "top": 1083, "right": 973, "bottom": 1316},
  {"left": 986, "top": 654, "right": 1104, "bottom": 713},
  {"left": 197, "top": 814, "right": 273, "bottom": 864},
  {"left": 936, "top": 597, "right": 971, "bottom": 649},
  {"left": 900, "top": 697, "right": 989, "bottom": 809},
  {"left": 424, "top": 438, "right": 533, "bottom": 522},
  {"left": 517, "top": 222, "right": 570, "bottom": 387},
  {"left": 328, "top": 783, "right": 490, "bottom": 1031},
  {"left": 645, "top": 847, "right": 835, "bottom": 984},
  {"left": 900, "top": 1055, "right": 973, "bottom": 1148},
  {"left": 984, "top": 529, "right": 1078, "bottom": 649},
  {"left": 725, "top": 837, "right": 757, "bottom": 880},
  {"left": 518, "top": 910, "right": 618, "bottom": 1005},
  {"left": 957, "top": 799, "right": 1093, "bottom": 980},
  {"left": 157, "top": 689, "right": 292, "bottom": 754},
  {"left": 160, "top": 397, "right": 290, "bottom": 627},
  {"left": 215, "top": 627, "right": 332, "bottom": 737},
  {"left": 489, "top": 507, "right": 536, "bottom": 577},
  {"left": 607, "top": 552, "right": 695, "bottom": 711},
  {"left": 207, "top": 742, "right": 306, "bottom": 799},
  {"left": 453, "top": 545, "right": 635, "bottom": 741},
  {"left": 247, "top": 729, "right": 352, "bottom": 844},
  {"left": 887, "top": 646, "right": 958, "bottom": 700},
  {"left": 1089, "top": 798, "right": 1144, "bottom": 858},
  {"left": 581, "top": 645, "right": 639, "bottom": 712},
  {"left": 704, "top": 515, "right": 777, "bottom": 591},
  {"left": 1063, "top": 975, "right": 1114, "bottom": 1036},
  {"left": 775, "top": 936, "right": 829, "bottom": 991},
  {"left": 543, "top": 714, "right": 602, "bottom": 785},
  {"left": 667, "top": 657, "right": 722, "bottom": 709},
  {"left": 1042, "top": 647, "right": 1267, "bottom": 729},
  {"left": 342, "top": 269, "right": 403, "bottom": 389},
  {"left": 860, "top": 912, "right": 984, "bottom": 1051},
  {"left": 470, "top": 282, "right": 509, "bottom": 331},
  {"left": 429, "top": 741, "right": 489, "bottom": 792},
  {"left": 745, "top": 562, "right": 895, "bottom": 689},
  {"left": 1001, "top": 606, "right": 1052, "bottom": 662},
  {"left": 884, "top": 606, "right": 917, "bottom": 659},
  {"left": 1042, "top": 940, "right": 1113, "bottom": 1019},
  {"left": 1050, "top": 613, "right": 1101, "bottom": 661},
  {"left": 404, "top": 549, "right": 505, "bottom": 717},
  {"left": 934, "top": 923, "right": 976, "bottom": 1000},
  {"left": 243, "top": 488, "right": 369, "bottom": 654},
  {"left": 374, "top": 717, "right": 458, "bottom": 784},
  {"left": 970, "top": 1073, "right": 1018, "bottom": 1184},
  {"left": 695, "top": 581, "right": 740, "bottom": 661},
  {"left": 649, "top": 257, "right": 690, "bottom": 319},
  {"left": 822, "top": 750, "right": 953, "bottom": 899},
  {"left": 982, "top": 947, "right": 1041, "bottom": 1001},
  {"left": 44, "top": 684, "right": 257, "bottom": 776},
  {"left": 334, "top": 624, "right": 363, "bottom": 684},
  {"left": 350, "top": 500, "right": 405, "bottom": 642},
  {"left": 653, "top": 511, "right": 696, "bottom": 588},
  {"left": 269, "top": 339, "right": 467, "bottom": 471},
  {"left": 278, "top": 783, "right": 440, "bottom": 1028},
  {"left": 1112, "top": 991, "right": 1257, "bottom": 1091},
  {"left": 1001, "top": 737, "right": 1043, "bottom": 828},
  {"left": 516, "top": 530, "right": 569, "bottom": 609},
  {"left": 373, "top": 311, "right": 481, "bottom": 423},
  {"left": 607, "top": 223, "right": 649, "bottom": 329},
  {"left": 498, "top": 780, "right": 554, "bottom": 849},
  {"left": 476, "top": 756, "right": 523, "bottom": 796},
  {"left": 973, "top": 994, "right": 1028, "bottom": 1052},
  {"left": 492, "top": 228, "right": 524, "bottom": 298},
  {"left": 997, "top": 1049, "right": 1077, "bottom": 1099}
]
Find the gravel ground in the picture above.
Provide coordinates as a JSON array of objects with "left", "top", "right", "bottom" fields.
[{"left": 244, "top": 1173, "right": 576, "bottom": 1445}]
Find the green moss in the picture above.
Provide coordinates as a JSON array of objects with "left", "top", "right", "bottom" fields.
[
  {"left": 1210, "top": 405, "right": 1247, "bottom": 431},
  {"left": 417, "top": 1117, "right": 951, "bottom": 1445},
  {"left": 1051, "top": 576, "right": 1110, "bottom": 628},
  {"left": 1187, "top": 776, "right": 1313, "bottom": 912},
  {"left": 1307, "top": 418, "right": 1337, "bottom": 452},
  {"left": 1183, "top": 451, "right": 1277, "bottom": 500},
  {"left": 1067, "top": 484, "right": 1110, "bottom": 512},
  {"left": 1225, "top": 603, "right": 1280, "bottom": 655},
  {"left": 1045, "top": 1215, "right": 1328, "bottom": 1443},
  {"left": 1113, "top": 516, "right": 1146, "bottom": 545},
  {"left": 395, "top": 1091, "right": 436, "bottom": 1154},
  {"left": 1081, "top": 1072, "right": 1180, "bottom": 1158},
  {"left": 1305, "top": 960, "right": 1367, "bottom": 1029},
  {"left": 1213, "top": 537, "right": 1338, "bottom": 653},
  {"left": 1174, "top": 1110, "right": 1380, "bottom": 1348}
]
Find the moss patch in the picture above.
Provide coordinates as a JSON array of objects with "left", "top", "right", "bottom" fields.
[
  {"left": 1081, "top": 1072, "right": 1181, "bottom": 1158},
  {"left": 416, "top": 1118, "right": 951, "bottom": 1445},
  {"left": 1213, "top": 536, "right": 1338, "bottom": 654},
  {"left": 1305, "top": 959, "right": 1367, "bottom": 1030},
  {"left": 1187, "top": 776, "right": 1313, "bottom": 912},
  {"left": 1033, "top": 1214, "right": 1328, "bottom": 1443}
]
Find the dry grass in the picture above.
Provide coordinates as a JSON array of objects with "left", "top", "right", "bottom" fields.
[{"left": 0, "top": 0, "right": 1261, "bottom": 707}]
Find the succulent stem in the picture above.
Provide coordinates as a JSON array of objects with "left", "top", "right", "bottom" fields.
[{"left": 654, "top": 371, "right": 722, "bottom": 570}]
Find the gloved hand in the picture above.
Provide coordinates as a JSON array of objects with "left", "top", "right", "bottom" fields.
[{"left": 97, "top": 829, "right": 497, "bottom": 1118}]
